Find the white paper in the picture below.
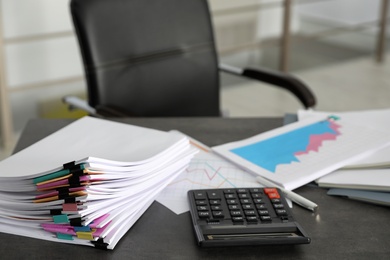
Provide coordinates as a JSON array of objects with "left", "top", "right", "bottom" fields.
[
  {"left": 156, "top": 146, "right": 260, "bottom": 215},
  {"left": 298, "top": 109, "right": 390, "bottom": 167},
  {"left": 317, "top": 168, "right": 390, "bottom": 191},
  {"left": 299, "top": 109, "right": 390, "bottom": 191},
  {"left": 212, "top": 115, "right": 390, "bottom": 190},
  {"left": 0, "top": 116, "right": 185, "bottom": 179}
]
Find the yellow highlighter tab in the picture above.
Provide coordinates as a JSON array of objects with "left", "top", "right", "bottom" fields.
[{"left": 76, "top": 231, "right": 94, "bottom": 240}]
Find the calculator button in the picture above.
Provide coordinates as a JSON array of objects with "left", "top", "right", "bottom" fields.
[
  {"left": 237, "top": 189, "right": 248, "bottom": 193},
  {"left": 260, "top": 215, "right": 272, "bottom": 222},
  {"left": 253, "top": 199, "right": 264, "bottom": 204},
  {"left": 228, "top": 205, "right": 240, "bottom": 210},
  {"left": 276, "top": 209, "right": 288, "bottom": 216},
  {"left": 255, "top": 204, "right": 267, "bottom": 209},
  {"left": 263, "top": 188, "right": 278, "bottom": 194},
  {"left": 251, "top": 193, "right": 262, "bottom": 198},
  {"left": 207, "top": 191, "right": 221, "bottom": 199},
  {"left": 211, "top": 205, "right": 222, "bottom": 211},
  {"left": 238, "top": 193, "right": 249, "bottom": 199},
  {"left": 232, "top": 216, "right": 244, "bottom": 223},
  {"left": 230, "top": 210, "right": 243, "bottom": 216},
  {"left": 258, "top": 210, "right": 269, "bottom": 216},
  {"left": 197, "top": 206, "right": 208, "bottom": 211},
  {"left": 240, "top": 199, "right": 251, "bottom": 204},
  {"left": 198, "top": 211, "right": 210, "bottom": 218},
  {"left": 244, "top": 210, "right": 256, "bottom": 216},
  {"left": 212, "top": 211, "right": 224, "bottom": 218},
  {"left": 242, "top": 204, "right": 253, "bottom": 210},
  {"left": 196, "top": 200, "right": 207, "bottom": 205},
  {"left": 271, "top": 199, "right": 281, "bottom": 203},
  {"left": 209, "top": 200, "right": 221, "bottom": 205},
  {"left": 194, "top": 191, "right": 206, "bottom": 199},
  {"left": 246, "top": 216, "right": 258, "bottom": 223},
  {"left": 227, "top": 199, "right": 238, "bottom": 205},
  {"left": 250, "top": 188, "right": 263, "bottom": 193},
  {"left": 225, "top": 194, "right": 236, "bottom": 199},
  {"left": 273, "top": 203, "right": 284, "bottom": 209},
  {"left": 267, "top": 192, "right": 280, "bottom": 199}
]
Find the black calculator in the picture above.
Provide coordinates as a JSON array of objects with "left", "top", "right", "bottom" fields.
[{"left": 188, "top": 187, "right": 311, "bottom": 247}]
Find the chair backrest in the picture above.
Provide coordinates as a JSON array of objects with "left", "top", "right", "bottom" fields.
[{"left": 70, "top": 0, "right": 221, "bottom": 116}]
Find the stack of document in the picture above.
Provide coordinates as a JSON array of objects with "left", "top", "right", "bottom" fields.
[{"left": 0, "top": 117, "right": 196, "bottom": 249}]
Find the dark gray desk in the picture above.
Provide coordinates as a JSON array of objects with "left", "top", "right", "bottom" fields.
[{"left": 1, "top": 118, "right": 389, "bottom": 260}]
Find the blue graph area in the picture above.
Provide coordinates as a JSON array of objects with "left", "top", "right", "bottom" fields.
[{"left": 230, "top": 120, "right": 339, "bottom": 173}]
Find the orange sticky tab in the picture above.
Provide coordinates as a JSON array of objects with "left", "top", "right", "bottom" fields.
[
  {"left": 36, "top": 174, "right": 72, "bottom": 186},
  {"left": 34, "top": 195, "right": 59, "bottom": 203}
]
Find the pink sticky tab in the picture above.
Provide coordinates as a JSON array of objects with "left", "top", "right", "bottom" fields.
[{"left": 62, "top": 203, "right": 78, "bottom": 211}]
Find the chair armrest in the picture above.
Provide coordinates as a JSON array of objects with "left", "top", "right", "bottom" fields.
[
  {"left": 219, "top": 63, "right": 316, "bottom": 109},
  {"left": 62, "top": 96, "right": 97, "bottom": 115},
  {"left": 62, "top": 96, "right": 134, "bottom": 117}
]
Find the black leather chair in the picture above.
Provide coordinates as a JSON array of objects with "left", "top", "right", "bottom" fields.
[{"left": 65, "top": 0, "right": 316, "bottom": 117}]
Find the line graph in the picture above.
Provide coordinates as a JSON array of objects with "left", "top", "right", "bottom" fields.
[{"left": 156, "top": 151, "right": 258, "bottom": 214}]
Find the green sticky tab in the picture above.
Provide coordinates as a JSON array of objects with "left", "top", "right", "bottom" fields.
[
  {"left": 57, "top": 233, "right": 74, "bottom": 240},
  {"left": 33, "top": 169, "right": 70, "bottom": 184},
  {"left": 328, "top": 115, "right": 340, "bottom": 121},
  {"left": 53, "top": 214, "right": 69, "bottom": 224},
  {"left": 33, "top": 164, "right": 86, "bottom": 184}
]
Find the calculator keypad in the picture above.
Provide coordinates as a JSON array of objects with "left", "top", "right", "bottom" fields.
[
  {"left": 192, "top": 188, "right": 291, "bottom": 224},
  {"left": 188, "top": 187, "right": 311, "bottom": 246}
]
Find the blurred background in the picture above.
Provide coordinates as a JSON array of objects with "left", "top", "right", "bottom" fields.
[{"left": 0, "top": 0, "right": 389, "bottom": 158}]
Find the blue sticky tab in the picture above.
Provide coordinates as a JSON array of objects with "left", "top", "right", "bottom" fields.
[
  {"left": 74, "top": 226, "right": 91, "bottom": 232},
  {"left": 53, "top": 214, "right": 69, "bottom": 224},
  {"left": 57, "top": 233, "right": 73, "bottom": 240}
]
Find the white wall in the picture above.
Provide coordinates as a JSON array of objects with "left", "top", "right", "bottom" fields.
[
  {"left": 3, "top": 0, "right": 71, "bottom": 38},
  {"left": 1, "top": 0, "right": 85, "bottom": 132}
]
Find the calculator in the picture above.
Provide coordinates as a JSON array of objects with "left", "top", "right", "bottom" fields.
[{"left": 188, "top": 187, "right": 311, "bottom": 247}]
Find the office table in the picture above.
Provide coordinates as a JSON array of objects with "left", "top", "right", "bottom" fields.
[{"left": 0, "top": 117, "right": 389, "bottom": 259}]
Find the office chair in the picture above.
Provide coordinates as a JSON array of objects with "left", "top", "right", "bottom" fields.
[{"left": 65, "top": 0, "right": 316, "bottom": 117}]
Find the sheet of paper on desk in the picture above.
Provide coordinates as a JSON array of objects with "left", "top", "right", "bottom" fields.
[
  {"left": 0, "top": 117, "right": 190, "bottom": 180},
  {"left": 212, "top": 115, "right": 390, "bottom": 191},
  {"left": 156, "top": 148, "right": 259, "bottom": 215},
  {"left": 298, "top": 109, "right": 390, "bottom": 168},
  {"left": 0, "top": 116, "right": 197, "bottom": 250},
  {"left": 316, "top": 168, "right": 390, "bottom": 191},
  {"left": 298, "top": 109, "right": 390, "bottom": 192}
]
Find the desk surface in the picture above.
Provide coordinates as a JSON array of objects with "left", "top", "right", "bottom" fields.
[{"left": 1, "top": 117, "right": 389, "bottom": 260}]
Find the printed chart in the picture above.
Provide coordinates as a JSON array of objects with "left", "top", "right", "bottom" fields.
[
  {"left": 231, "top": 118, "right": 341, "bottom": 173},
  {"left": 156, "top": 151, "right": 258, "bottom": 214},
  {"left": 213, "top": 115, "right": 390, "bottom": 190}
]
